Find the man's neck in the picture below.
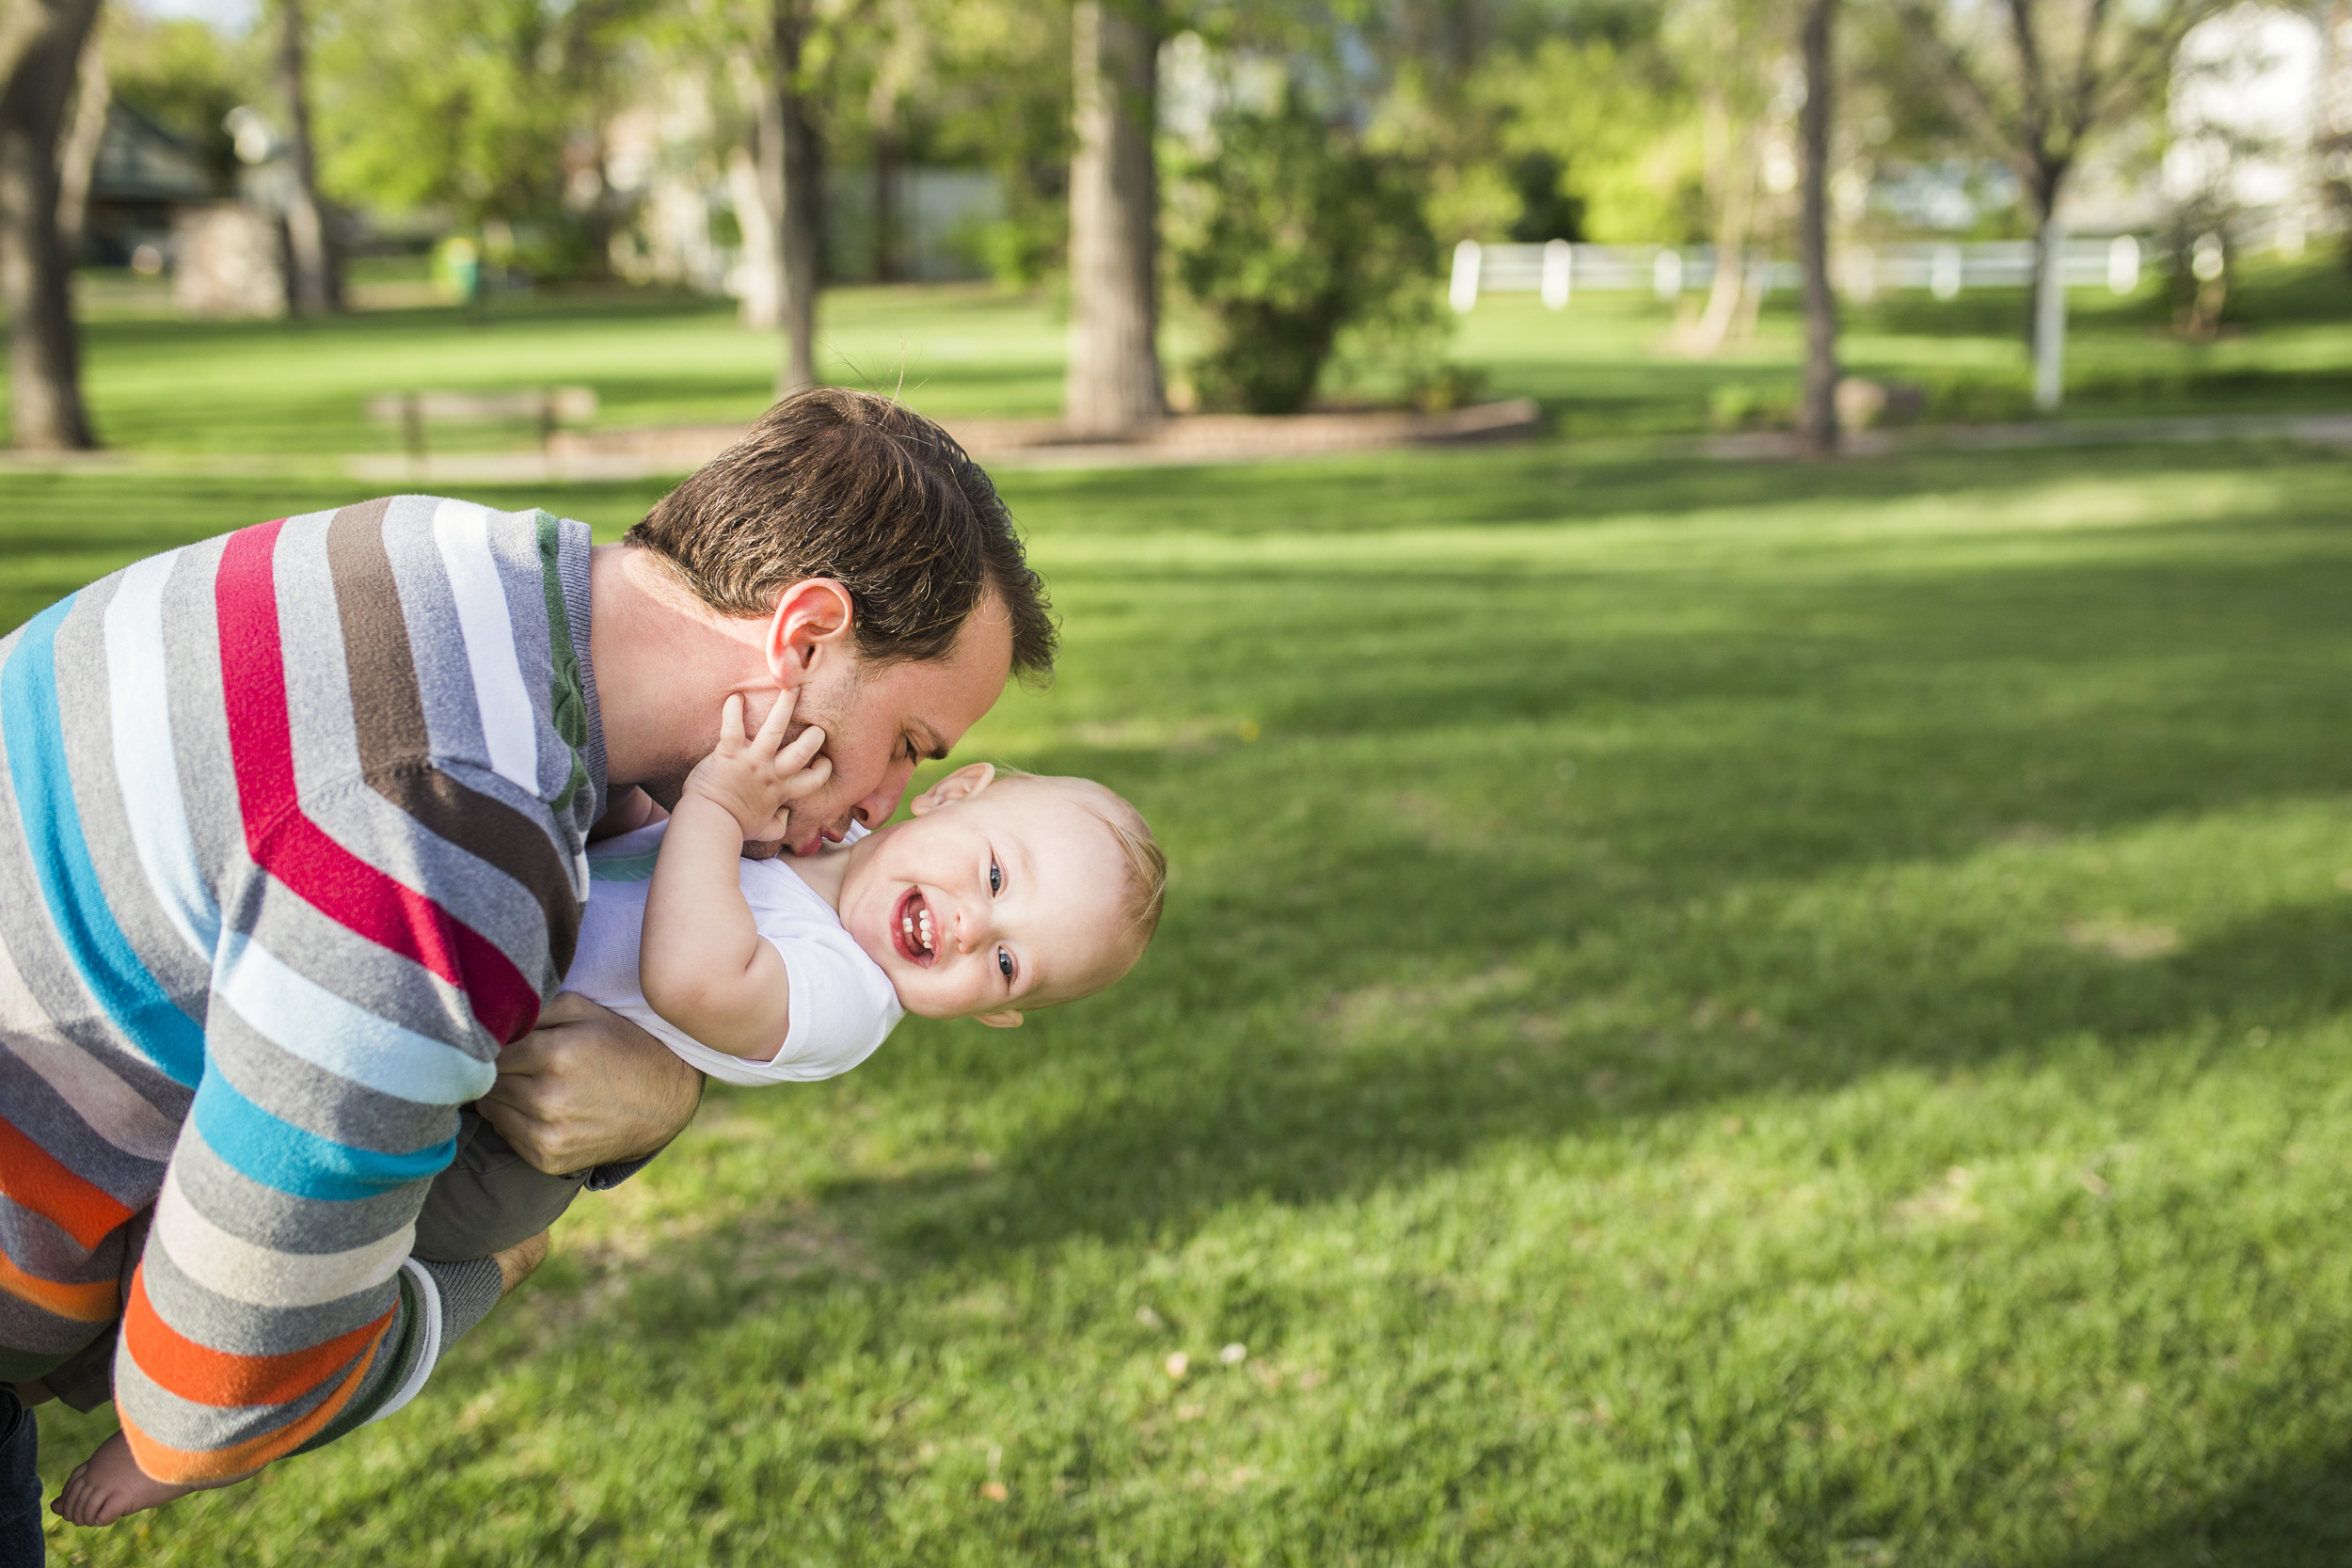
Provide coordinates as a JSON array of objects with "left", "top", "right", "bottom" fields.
[{"left": 587, "top": 544, "right": 766, "bottom": 791}]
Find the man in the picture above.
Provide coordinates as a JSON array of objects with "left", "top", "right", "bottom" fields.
[{"left": 0, "top": 387, "right": 1055, "bottom": 1557}]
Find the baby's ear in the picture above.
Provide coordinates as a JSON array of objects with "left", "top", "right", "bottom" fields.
[
  {"left": 909, "top": 762, "right": 996, "bottom": 816},
  {"left": 974, "top": 1008, "right": 1024, "bottom": 1029}
]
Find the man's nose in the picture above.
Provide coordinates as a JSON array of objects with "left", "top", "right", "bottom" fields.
[{"left": 850, "top": 757, "right": 917, "bottom": 829}]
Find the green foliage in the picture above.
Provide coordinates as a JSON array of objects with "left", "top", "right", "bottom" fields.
[
  {"left": 310, "top": 0, "right": 655, "bottom": 277},
  {"left": 102, "top": 11, "right": 257, "bottom": 187},
  {"left": 11, "top": 435, "right": 2352, "bottom": 1564},
  {"left": 1171, "top": 91, "right": 1443, "bottom": 414}
]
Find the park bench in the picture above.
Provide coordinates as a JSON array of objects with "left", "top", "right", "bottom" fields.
[{"left": 364, "top": 386, "right": 599, "bottom": 460}]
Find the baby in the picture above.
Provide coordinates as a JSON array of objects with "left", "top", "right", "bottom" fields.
[{"left": 54, "top": 685, "right": 1164, "bottom": 1528}]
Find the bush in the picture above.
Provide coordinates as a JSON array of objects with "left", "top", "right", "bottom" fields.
[{"left": 1171, "top": 91, "right": 1443, "bottom": 415}]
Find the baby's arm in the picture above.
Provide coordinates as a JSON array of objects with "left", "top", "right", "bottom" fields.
[{"left": 641, "top": 688, "right": 830, "bottom": 1060}]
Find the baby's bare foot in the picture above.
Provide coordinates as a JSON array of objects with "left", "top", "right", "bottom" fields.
[{"left": 54, "top": 1431, "right": 199, "bottom": 1528}]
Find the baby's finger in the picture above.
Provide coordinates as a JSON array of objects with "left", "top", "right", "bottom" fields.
[
  {"left": 718, "top": 692, "right": 748, "bottom": 748},
  {"left": 780, "top": 754, "right": 833, "bottom": 799},
  {"left": 754, "top": 684, "right": 798, "bottom": 749},
  {"left": 776, "top": 724, "right": 827, "bottom": 772}
]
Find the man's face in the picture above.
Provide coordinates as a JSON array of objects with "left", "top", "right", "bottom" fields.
[{"left": 771, "top": 603, "right": 1014, "bottom": 856}]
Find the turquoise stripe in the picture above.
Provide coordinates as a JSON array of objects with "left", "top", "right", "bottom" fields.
[
  {"left": 1, "top": 596, "right": 204, "bottom": 1087},
  {"left": 190, "top": 1073, "right": 455, "bottom": 1202},
  {"left": 587, "top": 848, "right": 659, "bottom": 883}
]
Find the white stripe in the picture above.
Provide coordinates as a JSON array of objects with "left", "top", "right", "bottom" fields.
[
  {"left": 363, "top": 1259, "right": 444, "bottom": 1426},
  {"left": 0, "top": 937, "right": 180, "bottom": 1161},
  {"left": 103, "top": 551, "right": 220, "bottom": 961},
  {"left": 430, "top": 499, "right": 539, "bottom": 798},
  {"left": 214, "top": 931, "right": 496, "bottom": 1106},
  {"left": 153, "top": 1161, "right": 410, "bottom": 1309}
]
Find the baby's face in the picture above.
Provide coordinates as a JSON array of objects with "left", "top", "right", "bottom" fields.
[{"left": 834, "top": 774, "right": 1139, "bottom": 1024}]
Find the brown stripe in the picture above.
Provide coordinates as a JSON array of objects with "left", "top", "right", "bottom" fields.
[{"left": 324, "top": 501, "right": 581, "bottom": 980}]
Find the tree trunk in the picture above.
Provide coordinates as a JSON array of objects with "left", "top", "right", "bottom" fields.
[
  {"left": 1063, "top": 0, "right": 1163, "bottom": 435},
  {"left": 278, "top": 0, "right": 340, "bottom": 313},
  {"left": 0, "top": 0, "right": 102, "bottom": 451},
  {"left": 1797, "top": 0, "right": 1837, "bottom": 455},
  {"left": 1684, "top": 77, "right": 1757, "bottom": 357},
  {"left": 768, "top": 0, "right": 819, "bottom": 395},
  {"left": 55, "top": 35, "right": 105, "bottom": 263},
  {"left": 2031, "top": 209, "right": 2067, "bottom": 409},
  {"left": 728, "top": 142, "right": 780, "bottom": 328}
]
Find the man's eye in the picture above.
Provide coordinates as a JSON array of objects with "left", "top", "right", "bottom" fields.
[
  {"left": 997, "top": 948, "right": 1014, "bottom": 981},
  {"left": 989, "top": 860, "right": 1002, "bottom": 895}
]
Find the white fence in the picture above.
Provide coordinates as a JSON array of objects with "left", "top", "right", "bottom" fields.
[{"left": 1447, "top": 236, "right": 2151, "bottom": 312}]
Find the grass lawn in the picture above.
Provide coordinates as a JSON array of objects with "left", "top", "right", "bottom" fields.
[
  {"left": 17, "top": 252, "right": 2352, "bottom": 453},
  {"left": 8, "top": 436, "right": 2352, "bottom": 1564}
]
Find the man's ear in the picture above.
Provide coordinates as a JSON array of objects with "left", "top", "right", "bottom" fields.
[
  {"left": 908, "top": 762, "right": 996, "bottom": 816},
  {"left": 762, "top": 578, "right": 856, "bottom": 685},
  {"left": 975, "top": 1009, "right": 1024, "bottom": 1028}
]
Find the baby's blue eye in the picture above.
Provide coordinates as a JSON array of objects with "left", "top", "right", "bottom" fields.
[
  {"left": 989, "top": 860, "right": 1003, "bottom": 895},
  {"left": 997, "top": 948, "right": 1013, "bottom": 981}
]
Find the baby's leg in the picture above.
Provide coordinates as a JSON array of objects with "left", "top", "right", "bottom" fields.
[{"left": 54, "top": 1432, "right": 198, "bottom": 1528}]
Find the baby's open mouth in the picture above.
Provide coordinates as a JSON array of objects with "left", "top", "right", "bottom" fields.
[{"left": 894, "top": 888, "right": 937, "bottom": 965}]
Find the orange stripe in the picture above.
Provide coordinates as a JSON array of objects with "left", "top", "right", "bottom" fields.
[
  {"left": 0, "top": 1113, "right": 136, "bottom": 1249},
  {"left": 118, "top": 1343, "right": 377, "bottom": 1484},
  {"left": 120, "top": 1267, "right": 392, "bottom": 1407},
  {"left": 0, "top": 1247, "right": 117, "bottom": 1323}
]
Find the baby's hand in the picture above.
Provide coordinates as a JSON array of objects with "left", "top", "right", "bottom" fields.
[
  {"left": 54, "top": 1431, "right": 199, "bottom": 1527},
  {"left": 680, "top": 687, "right": 832, "bottom": 842}
]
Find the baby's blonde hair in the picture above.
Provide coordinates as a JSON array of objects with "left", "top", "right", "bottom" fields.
[{"left": 999, "top": 769, "right": 1166, "bottom": 950}]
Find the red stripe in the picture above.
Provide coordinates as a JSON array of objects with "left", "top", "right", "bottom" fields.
[
  {"left": 121, "top": 1265, "right": 391, "bottom": 1407},
  {"left": 0, "top": 1113, "right": 135, "bottom": 1250},
  {"left": 214, "top": 520, "right": 541, "bottom": 1043}
]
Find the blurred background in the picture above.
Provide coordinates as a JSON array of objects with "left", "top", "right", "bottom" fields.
[{"left": 6, "top": 2, "right": 2352, "bottom": 1564}]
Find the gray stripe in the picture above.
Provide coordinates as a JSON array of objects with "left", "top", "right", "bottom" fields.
[
  {"left": 48, "top": 571, "right": 214, "bottom": 1015},
  {"left": 230, "top": 849, "right": 499, "bottom": 1060},
  {"left": 380, "top": 497, "right": 495, "bottom": 791},
  {"left": 155, "top": 532, "right": 244, "bottom": 956},
  {"left": 0, "top": 1290, "right": 107, "bottom": 1358},
  {"left": 168, "top": 1131, "right": 423, "bottom": 1254},
  {"left": 0, "top": 1192, "right": 124, "bottom": 1284},
  {"left": 479, "top": 509, "right": 564, "bottom": 800},
  {"left": 135, "top": 1229, "right": 399, "bottom": 1354},
  {"left": 0, "top": 1046, "right": 167, "bottom": 1208},
  {"left": 204, "top": 1001, "right": 458, "bottom": 1161},
  {"left": 0, "top": 751, "right": 188, "bottom": 1114},
  {"left": 111, "top": 1335, "right": 348, "bottom": 1452}
]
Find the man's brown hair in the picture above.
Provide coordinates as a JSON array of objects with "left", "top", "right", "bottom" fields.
[{"left": 626, "top": 387, "right": 1056, "bottom": 679}]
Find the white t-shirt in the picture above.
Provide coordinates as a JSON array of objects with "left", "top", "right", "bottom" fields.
[{"left": 564, "top": 822, "right": 902, "bottom": 1087}]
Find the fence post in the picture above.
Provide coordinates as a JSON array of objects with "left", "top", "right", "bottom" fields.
[
  {"left": 2106, "top": 235, "right": 2139, "bottom": 295},
  {"left": 1449, "top": 240, "right": 1483, "bottom": 314},
  {"left": 1653, "top": 248, "right": 1682, "bottom": 301},
  {"left": 1931, "top": 245, "right": 1962, "bottom": 300},
  {"left": 1541, "top": 239, "right": 1572, "bottom": 309}
]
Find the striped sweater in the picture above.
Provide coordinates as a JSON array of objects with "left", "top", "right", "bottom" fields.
[{"left": 0, "top": 495, "right": 603, "bottom": 1481}]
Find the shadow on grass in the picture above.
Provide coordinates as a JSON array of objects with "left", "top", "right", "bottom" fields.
[
  {"left": 528, "top": 445, "right": 2352, "bottom": 1278},
  {"left": 2050, "top": 1444, "right": 2352, "bottom": 1568}
]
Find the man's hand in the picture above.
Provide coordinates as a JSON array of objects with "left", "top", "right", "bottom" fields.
[{"left": 477, "top": 993, "right": 705, "bottom": 1175}]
